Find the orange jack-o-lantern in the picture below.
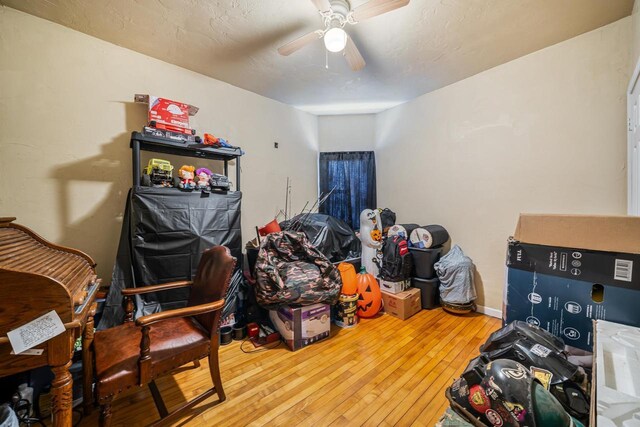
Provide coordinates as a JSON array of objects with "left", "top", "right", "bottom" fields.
[
  {"left": 356, "top": 267, "right": 381, "bottom": 318},
  {"left": 338, "top": 262, "right": 358, "bottom": 295},
  {"left": 370, "top": 228, "right": 382, "bottom": 242}
]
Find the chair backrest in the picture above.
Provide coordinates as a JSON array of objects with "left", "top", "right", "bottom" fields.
[{"left": 187, "top": 246, "right": 236, "bottom": 335}]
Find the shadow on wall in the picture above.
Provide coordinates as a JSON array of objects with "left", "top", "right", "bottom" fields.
[
  {"left": 48, "top": 102, "right": 145, "bottom": 280},
  {"left": 474, "top": 267, "right": 485, "bottom": 308}
]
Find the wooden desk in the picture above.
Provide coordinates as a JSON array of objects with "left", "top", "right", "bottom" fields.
[{"left": 0, "top": 217, "right": 100, "bottom": 426}]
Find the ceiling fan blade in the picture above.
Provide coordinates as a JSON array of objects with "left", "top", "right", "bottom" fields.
[
  {"left": 310, "top": 0, "right": 332, "bottom": 12},
  {"left": 344, "top": 36, "right": 366, "bottom": 71},
  {"left": 278, "top": 30, "right": 324, "bottom": 56},
  {"left": 351, "top": 0, "right": 410, "bottom": 22}
]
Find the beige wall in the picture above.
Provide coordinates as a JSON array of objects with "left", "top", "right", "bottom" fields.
[
  {"left": 375, "top": 18, "right": 631, "bottom": 310},
  {"left": 633, "top": 0, "right": 640, "bottom": 70},
  {"left": 318, "top": 114, "right": 376, "bottom": 152},
  {"left": 0, "top": 7, "right": 319, "bottom": 281}
]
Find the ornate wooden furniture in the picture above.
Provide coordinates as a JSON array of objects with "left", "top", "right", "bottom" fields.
[
  {"left": 89, "top": 246, "right": 235, "bottom": 427},
  {"left": 0, "top": 217, "right": 100, "bottom": 426}
]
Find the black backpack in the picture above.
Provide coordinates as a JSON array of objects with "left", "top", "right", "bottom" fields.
[{"left": 380, "top": 235, "right": 413, "bottom": 281}]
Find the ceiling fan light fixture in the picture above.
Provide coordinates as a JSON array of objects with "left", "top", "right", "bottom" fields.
[{"left": 324, "top": 27, "right": 347, "bottom": 53}]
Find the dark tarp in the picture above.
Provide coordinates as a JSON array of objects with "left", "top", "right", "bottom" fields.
[
  {"left": 98, "top": 187, "right": 242, "bottom": 329},
  {"left": 280, "top": 213, "right": 361, "bottom": 262}
]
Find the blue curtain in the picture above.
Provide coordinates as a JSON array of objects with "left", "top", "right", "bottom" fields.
[{"left": 319, "top": 151, "right": 376, "bottom": 230}]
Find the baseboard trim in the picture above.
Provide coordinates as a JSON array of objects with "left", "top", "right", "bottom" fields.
[{"left": 476, "top": 305, "right": 501, "bottom": 319}]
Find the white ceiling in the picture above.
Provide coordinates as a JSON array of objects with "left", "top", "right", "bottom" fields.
[{"left": 2, "top": 0, "right": 633, "bottom": 114}]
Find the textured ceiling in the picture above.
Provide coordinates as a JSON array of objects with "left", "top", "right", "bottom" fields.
[{"left": 2, "top": 0, "right": 634, "bottom": 114}]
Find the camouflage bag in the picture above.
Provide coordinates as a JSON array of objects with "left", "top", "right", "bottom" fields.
[{"left": 254, "top": 231, "right": 342, "bottom": 309}]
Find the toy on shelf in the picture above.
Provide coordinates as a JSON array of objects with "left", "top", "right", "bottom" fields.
[
  {"left": 195, "top": 167, "right": 212, "bottom": 190},
  {"left": 141, "top": 158, "right": 174, "bottom": 187},
  {"left": 209, "top": 173, "right": 231, "bottom": 191},
  {"left": 203, "top": 133, "right": 233, "bottom": 148},
  {"left": 176, "top": 165, "right": 196, "bottom": 190}
]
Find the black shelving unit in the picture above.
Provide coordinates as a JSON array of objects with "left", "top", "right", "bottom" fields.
[{"left": 130, "top": 131, "right": 242, "bottom": 189}]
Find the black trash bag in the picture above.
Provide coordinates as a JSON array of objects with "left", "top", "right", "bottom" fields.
[{"left": 280, "top": 213, "right": 361, "bottom": 262}]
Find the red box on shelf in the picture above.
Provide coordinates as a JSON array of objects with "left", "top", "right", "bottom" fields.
[{"left": 134, "top": 94, "right": 199, "bottom": 135}]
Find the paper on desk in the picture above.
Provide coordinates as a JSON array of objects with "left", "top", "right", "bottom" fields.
[{"left": 7, "top": 310, "right": 65, "bottom": 355}]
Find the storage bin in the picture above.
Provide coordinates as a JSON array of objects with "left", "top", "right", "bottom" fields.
[
  {"left": 409, "top": 246, "right": 443, "bottom": 279},
  {"left": 411, "top": 277, "right": 440, "bottom": 309}
]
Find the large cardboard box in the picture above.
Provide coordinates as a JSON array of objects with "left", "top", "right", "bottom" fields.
[
  {"left": 505, "top": 214, "right": 640, "bottom": 351},
  {"left": 381, "top": 288, "right": 421, "bottom": 320},
  {"left": 269, "top": 304, "right": 330, "bottom": 351}
]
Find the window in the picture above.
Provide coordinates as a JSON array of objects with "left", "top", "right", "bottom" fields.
[{"left": 319, "top": 151, "right": 376, "bottom": 230}]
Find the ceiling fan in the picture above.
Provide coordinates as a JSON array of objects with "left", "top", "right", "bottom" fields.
[{"left": 277, "top": 0, "right": 410, "bottom": 71}]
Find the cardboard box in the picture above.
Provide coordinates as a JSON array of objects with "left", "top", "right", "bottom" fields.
[
  {"left": 505, "top": 214, "right": 640, "bottom": 351},
  {"left": 269, "top": 303, "right": 330, "bottom": 351},
  {"left": 381, "top": 288, "right": 421, "bottom": 320},
  {"left": 134, "top": 94, "right": 199, "bottom": 134},
  {"left": 379, "top": 278, "right": 410, "bottom": 294}
]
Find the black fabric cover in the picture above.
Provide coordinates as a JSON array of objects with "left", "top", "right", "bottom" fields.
[
  {"left": 280, "top": 213, "right": 361, "bottom": 262},
  {"left": 98, "top": 187, "right": 242, "bottom": 329}
]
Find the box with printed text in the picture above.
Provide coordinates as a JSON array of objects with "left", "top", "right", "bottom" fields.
[
  {"left": 269, "top": 303, "right": 331, "bottom": 351},
  {"left": 505, "top": 214, "right": 640, "bottom": 351}
]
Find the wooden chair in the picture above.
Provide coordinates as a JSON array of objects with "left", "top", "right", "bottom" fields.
[{"left": 88, "top": 246, "right": 236, "bottom": 426}]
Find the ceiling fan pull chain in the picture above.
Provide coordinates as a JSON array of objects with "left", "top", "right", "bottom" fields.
[{"left": 326, "top": 49, "right": 329, "bottom": 69}]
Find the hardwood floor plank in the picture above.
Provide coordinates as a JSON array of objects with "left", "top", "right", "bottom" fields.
[
  {"left": 395, "top": 317, "right": 499, "bottom": 425},
  {"left": 380, "top": 316, "right": 496, "bottom": 426},
  {"left": 295, "top": 312, "right": 457, "bottom": 426},
  {"left": 218, "top": 311, "right": 442, "bottom": 425},
  {"left": 77, "top": 308, "right": 501, "bottom": 427},
  {"left": 363, "top": 315, "right": 492, "bottom": 426},
  {"left": 270, "top": 312, "right": 452, "bottom": 426},
  {"left": 338, "top": 315, "right": 480, "bottom": 425},
  {"left": 242, "top": 311, "right": 448, "bottom": 425}
]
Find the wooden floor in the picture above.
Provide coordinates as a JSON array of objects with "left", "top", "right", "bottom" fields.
[{"left": 78, "top": 309, "right": 500, "bottom": 427}]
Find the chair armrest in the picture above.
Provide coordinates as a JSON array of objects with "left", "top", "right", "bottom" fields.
[
  {"left": 121, "top": 280, "right": 193, "bottom": 296},
  {"left": 135, "top": 299, "right": 225, "bottom": 327}
]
